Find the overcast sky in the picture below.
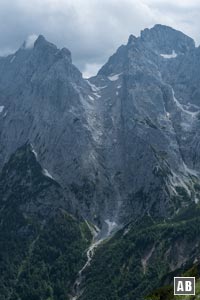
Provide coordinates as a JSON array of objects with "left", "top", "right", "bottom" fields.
[{"left": 0, "top": 0, "right": 200, "bottom": 77}]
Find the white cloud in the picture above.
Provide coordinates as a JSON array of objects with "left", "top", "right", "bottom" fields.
[
  {"left": 24, "top": 34, "right": 38, "bottom": 49},
  {"left": 83, "top": 63, "right": 103, "bottom": 79},
  {"left": 0, "top": 0, "right": 199, "bottom": 76}
]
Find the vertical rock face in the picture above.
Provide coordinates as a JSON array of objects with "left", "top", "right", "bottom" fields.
[
  {"left": 93, "top": 24, "right": 200, "bottom": 224},
  {"left": 0, "top": 25, "right": 200, "bottom": 230},
  {"left": 0, "top": 35, "right": 102, "bottom": 222}
]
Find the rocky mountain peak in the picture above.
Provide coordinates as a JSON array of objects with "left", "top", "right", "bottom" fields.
[
  {"left": 20, "top": 34, "right": 51, "bottom": 50},
  {"left": 33, "top": 34, "right": 58, "bottom": 53},
  {"left": 34, "top": 34, "right": 47, "bottom": 45},
  {"left": 127, "top": 34, "right": 137, "bottom": 45},
  {"left": 98, "top": 24, "right": 196, "bottom": 77},
  {"left": 1, "top": 24, "right": 200, "bottom": 227},
  {"left": 56, "top": 47, "right": 72, "bottom": 63},
  {"left": 17, "top": 35, "right": 72, "bottom": 63},
  {"left": 140, "top": 24, "right": 195, "bottom": 54},
  {"left": 1, "top": 23, "right": 200, "bottom": 300}
]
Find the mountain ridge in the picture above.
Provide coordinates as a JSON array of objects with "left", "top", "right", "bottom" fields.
[
  {"left": 1, "top": 23, "right": 200, "bottom": 229},
  {"left": 1, "top": 23, "right": 200, "bottom": 300}
]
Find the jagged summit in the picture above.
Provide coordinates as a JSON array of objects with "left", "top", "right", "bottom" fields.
[
  {"left": 1, "top": 23, "right": 200, "bottom": 300},
  {"left": 33, "top": 35, "right": 72, "bottom": 62},
  {"left": 98, "top": 24, "right": 196, "bottom": 76},
  {"left": 34, "top": 34, "right": 47, "bottom": 45},
  {"left": 1, "top": 24, "right": 200, "bottom": 227},
  {"left": 33, "top": 34, "right": 57, "bottom": 50},
  {"left": 140, "top": 23, "right": 195, "bottom": 54},
  {"left": 127, "top": 34, "right": 137, "bottom": 45},
  {"left": 10, "top": 34, "right": 72, "bottom": 66},
  {"left": 20, "top": 34, "right": 51, "bottom": 50},
  {"left": 21, "top": 34, "right": 56, "bottom": 50},
  {"left": 0, "top": 33, "right": 80, "bottom": 102}
]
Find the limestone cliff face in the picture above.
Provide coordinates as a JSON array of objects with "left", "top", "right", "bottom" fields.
[{"left": 0, "top": 25, "right": 200, "bottom": 230}]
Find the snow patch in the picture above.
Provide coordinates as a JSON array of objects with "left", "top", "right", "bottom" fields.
[
  {"left": 182, "top": 162, "right": 199, "bottom": 177},
  {"left": 116, "top": 91, "right": 119, "bottom": 96},
  {"left": 94, "top": 224, "right": 100, "bottom": 233},
  {"left": 88, "top": 95, "right": 95, "bottom": 101},
  {"left": 123, "top": 226, "right": 130, "bottom": 236},
  {"left": 3, "top": 111, "right": 7, "bottom": 118},
  {"left": 32, "top": 149, "right": 38, "bottom": 159},
  {"left": 32, "top": 149, "right": 38, "bottom": 158},
  {"left": 10, "top": 55, "right": 16, "bottom": 63},
  {"left": 86, "top": 80, "right": 106, "bottom": 103},
  {"left": 108, "top": 73, "right": 122, "bottom": 81},
  {"left": 43, "top": 168, "right": 54, "bottom": 179},
  {"left": 86, "top": 80, "right": 101, "bottom": 92},
  {"left": 0, "top": 106, "right": 4, "bottom": 113},
  {"left": 30, "top": 144, "right": 38, "bottom": 160},
  {"left": 105, "top": 219, "right": 117, "bottom": 235},
  {"left": 93, "top": 92, "right": 101, "bottom": 99},
  {"left": 172, "top": 89, "right": 199, "bottom": 130},
  {"left": 172, "top": 90, "right": 196, "bottom": 116},
  {"left": 160, "top": 50, "right": 177, "bottom": 59},
  {"left": 85, "top": 220, "right": 100, "bottom": 239},
  {"left": 170, "top": 170, "right": 191, "bottom": 196}
]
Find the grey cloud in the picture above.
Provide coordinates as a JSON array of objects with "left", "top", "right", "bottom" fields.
[{"left": 0, "top": 0, "right": 199, "bottom": 77}]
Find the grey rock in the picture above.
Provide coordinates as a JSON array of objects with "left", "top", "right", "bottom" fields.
[{"left": 0, "top": 25, "right": 200, "bottom": 229}]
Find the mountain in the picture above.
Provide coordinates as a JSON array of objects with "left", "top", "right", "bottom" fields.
[
  {"left": 1, "top": 25, "right": 200, "bottom": 231},
  {"left": 1, "top": 24, "right": 200, "bottom": 299},
  {"left": 0, "top": 143, "right": 92, "bottom": 300}
]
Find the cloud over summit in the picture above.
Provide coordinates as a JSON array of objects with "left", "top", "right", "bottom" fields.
[{"left": 0, "top": 0, "right": 199, "bottom": 77}]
